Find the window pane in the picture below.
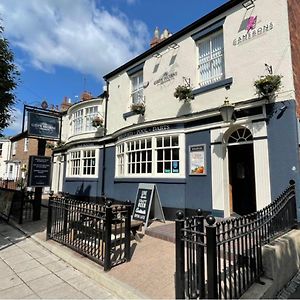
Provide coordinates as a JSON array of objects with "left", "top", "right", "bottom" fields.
[
  {"left": 173, "top": 148, "right": 179, "bottom": 160},
  {"left": 164, "top": 162, "right": 171, "bottom": 173},
  {"left": 165, "top": 137, "right": 171, "bottom": 147},
  {"left": 142, "top": 163, "right": 146, "bottom": 173},
  {"left": 172, "top": 136, "right": 178, "bottom": 146},
  {"left": 157, "top": 149, "right": 163, "bottom": 160},
  {"left": 141, "top": 140, "right": 145, "bottom": 149},
  {"left": 147, "top": 139, "right": 151, "bottom": 149},
  {"left": 165, "top": 149, "right": 171, "bottom": 160},
  {"left": 147, "top": 163, "right": 152, "bottom": 173},
  {"left": 157, "top": 137, "right": 162, "bottom": 148},
  {"left": 157, "top": 162, "right": 163, "bottom": 173}
]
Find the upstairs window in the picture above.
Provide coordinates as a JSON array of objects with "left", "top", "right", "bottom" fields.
[
  {"left": 72, "top": 105, "right": 101, "bottom": 134},
  {"left": 12, "top": 142, "right": 17, "bottom": 156},
  {"left": 24, "top": 138, "right": 28, "bottom": 152},
  {"left": 198, "top": 31, "right": 224, "bottom": 87},
  {"left": 127, "top": 62, "right": 145, "bottom": 105},
  {"left": 131, "top": 72, "right": 144, "bottom": 104},
  {"left": 85, "top": 106, "right": 98, "bottom": 132},
  {"left": 73, "top": 109, "right": 83, "bottom": 134}
]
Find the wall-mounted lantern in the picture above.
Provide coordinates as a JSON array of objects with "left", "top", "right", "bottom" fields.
[{"left": 220, "top": 99, "right": 235, "bottom": 123}]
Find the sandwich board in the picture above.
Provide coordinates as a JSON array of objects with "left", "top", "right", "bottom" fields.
[{"left": 132, "top": 183, "right": 165, "bottom": 229}]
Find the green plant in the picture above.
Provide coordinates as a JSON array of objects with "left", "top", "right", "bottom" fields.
[
  {"left": 254, "top": 74, "right": 282, "bottom": 98},
  {"left": 130, "top": 102, "right": 145, "bottom": 114},
  {"left": 92, "top": 116, "right": 104, "bottom": 128},
  {"left": 174, "top": 85, "right": 194, "bottom": 102}
]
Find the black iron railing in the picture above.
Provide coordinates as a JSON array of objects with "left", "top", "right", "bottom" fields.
[
  {"left": 46, "top": 195, "right": 131, "bottom": 271},
  {"left": 175, "top": 181, "right": 297, "bottom": 299}
]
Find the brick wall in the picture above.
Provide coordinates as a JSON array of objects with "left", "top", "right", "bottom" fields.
[
  {"left": 288, "top": 0, "right": 300, "bottom": 117},
  {"left": 12, "top": 137, "right": 53, "bottom": 176}
]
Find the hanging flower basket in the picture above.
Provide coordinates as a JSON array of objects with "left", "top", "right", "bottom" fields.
[
  {"left": 174, "top": 85, "right": 194, "bottom": 102},
  {"left": 92, "top": 116, "right": 104, "bottom": 128},
  {"left": 130, "top": 102, "right": 145, "bottom": 114},
  {"left": 254, "top": 74, "right": 282, "bottom": 98}
]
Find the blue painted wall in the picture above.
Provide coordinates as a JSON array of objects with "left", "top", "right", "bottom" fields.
[
  {"left": 267, "top": 100, "right": 300, "bottom": 201},
  {"left": 185, "top": 130, "right": 212, "bottom": 213}
]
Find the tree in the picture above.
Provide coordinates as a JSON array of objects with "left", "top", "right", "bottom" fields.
[{"left": 0, "top": 24, "right": 19, "bottom": 134}]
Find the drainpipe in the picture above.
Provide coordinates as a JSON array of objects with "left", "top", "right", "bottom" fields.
[{"left": 101, "top": 80, "right": 109, "bottom": 197}]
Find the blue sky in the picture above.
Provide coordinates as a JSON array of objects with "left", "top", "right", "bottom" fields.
[{"left": 0, "top": 0, "right": 228, "bottom": 136}]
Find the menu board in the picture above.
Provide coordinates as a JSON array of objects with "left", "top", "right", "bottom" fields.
[
  {"left": 132, "top": 183, "right": 165, "bottom": 228},
  {"left": 28, "top": 156, "right": 52, "bottom": 187},
  {"left": 189, "top": 144, "right": 206, "bottom": 175},
  {"left": 133, "top": 186, "right": 154, "bottom": 222}
]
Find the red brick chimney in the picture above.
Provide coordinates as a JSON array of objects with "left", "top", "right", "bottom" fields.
[
  {"left": 150, "top": 27, "right": 172, "bottom": 48},
  {"left": 80, "top": 91, "right": 93, "bottom": 101},
  {"left": 60, "top": 96, "right": 72, "bottom": 111}
]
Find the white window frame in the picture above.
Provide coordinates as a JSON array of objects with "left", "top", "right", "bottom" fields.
[
  {"left": 130, "top": 71, "right": 144, "bottom": 104},
  {"left": 73, "top": 109, "right": 84, "bottom": 134},
  {"left": 12, "top": 142, "right": 17, "bottom": 156},
  {"left": 85, "top": 106, "right": 99, "bottom": 132},
  {"left": 115, "top": 133, "right": 185, "bottom": 178},
  {"left": 197, "top": 30, "right": 224, "bottom": 87},
  {"left": 67, "top": 148, "right": 98, "bottom": 178},
  {"left": 72, "top": 105, "right": 102, "bottom": 135},
  {"left": 24, "top": 138, "right": 28, "bottom": 152}
]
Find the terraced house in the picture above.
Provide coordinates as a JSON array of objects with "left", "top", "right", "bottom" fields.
[{"left": 52, "top": 0, "right": 300, "bottom": 220}]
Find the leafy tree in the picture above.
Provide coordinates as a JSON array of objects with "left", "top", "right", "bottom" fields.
[{"left": 0, "top": 24, "right": 19, "bottom": 134}]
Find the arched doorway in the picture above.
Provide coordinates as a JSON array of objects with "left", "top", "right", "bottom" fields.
[{"left": 227, "top": 127, "right": 256, "bottom": 216}]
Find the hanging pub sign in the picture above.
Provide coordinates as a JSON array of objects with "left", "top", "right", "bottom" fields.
[
  {"left": 189, "top": 144, "right": 207, "bottom": 175},
  {"left": 27, "top": 156, "right": 52, "bottom": 187},
  {"left": 132, "top": 183, "right": 165, "bottom": 229},
  {"left": 27, "top": 109, "right": 60, "bottom": 140}
]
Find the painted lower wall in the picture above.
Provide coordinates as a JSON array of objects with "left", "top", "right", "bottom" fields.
[
  {"left": 267, "top": 101, "right": 300, "bottom": 190},
  {"left": 60, "top": 99, "right": 300, "bottom": 220}
]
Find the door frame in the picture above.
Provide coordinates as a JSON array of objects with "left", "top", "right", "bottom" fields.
[{"left": 211, "top": 121, "right": 272, "bottom": 218}]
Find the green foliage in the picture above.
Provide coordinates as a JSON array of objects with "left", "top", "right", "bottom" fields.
[
  {"left": 254, "top": 75, "right": 282, "bottom": 97},
  {"left": 130, "top": 102, "right": 145, "bottom": 114},
  {"left": 174, "top": 85, "right": 194, "bottom": 102},
  {"left": 92, "top": 116, "right": 103, "bottom": 127},
  {"left": 0, "top": 25, "right": 19, "bottom": 134}
]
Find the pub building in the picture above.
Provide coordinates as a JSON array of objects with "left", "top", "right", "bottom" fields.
[{"left": 51, "top": 0, "right": 300, "bottom": 220}]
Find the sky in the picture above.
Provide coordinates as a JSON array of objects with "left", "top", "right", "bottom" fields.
[{"left": 0, "top": 0, "right": 228, "bottom": 136}]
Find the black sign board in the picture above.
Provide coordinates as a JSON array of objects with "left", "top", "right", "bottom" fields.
[
  {"left": 27, "top": 110, "right": 60, "bottom": 140},
  {"left": 28, "top": 156, "right": 52, "bottom": 187},
  {"left": 133, "top": 183, "right": 165, "bottom": 228}
]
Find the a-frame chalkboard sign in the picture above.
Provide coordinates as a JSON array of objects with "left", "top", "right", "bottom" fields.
[{"left": 132, "top": 183, "right": 165, "bottom": 229}]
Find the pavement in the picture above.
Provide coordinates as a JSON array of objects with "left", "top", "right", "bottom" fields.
[
  {"left": 0, "top": 219, "right": 117, "bottom": 299},
  {"left": 2, "top": 206, "right": 175, "bottom": 299}
]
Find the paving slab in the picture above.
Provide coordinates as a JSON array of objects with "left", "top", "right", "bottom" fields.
[
  {"left": 18, "top": 265, "right": 52, "bottom": 282},
  {"left": 0, "top": 283, "right": 35, "bottom": 299},
  {"left": 26, "top": 273, "right": 64, "bottom": 293}
]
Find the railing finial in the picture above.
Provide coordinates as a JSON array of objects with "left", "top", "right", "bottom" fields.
[
  {"left": 206, "top": 215, "right": 216, "bottom": 226},
  {"left": 176, "top": 210, "right": 184, "bottom": 220}
]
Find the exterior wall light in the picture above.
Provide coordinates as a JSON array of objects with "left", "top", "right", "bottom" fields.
[
  {"left": 169, "top": 43, "right": 179, "bottom": 49},
  {"left": 242, "top": 0, "right": 255, "bottom": 9},
  {"left": 153, "top": 53, "right": 161, "bottom": 58},
  {"left": 220, "top": 99, "right": 235, "bottom": 122}
]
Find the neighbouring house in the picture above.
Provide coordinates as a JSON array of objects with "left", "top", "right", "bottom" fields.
[
  {"left": 0, "top": 137, "right": 11, "bottom": 179},
  {"left": 6, "top": 131, "right": 53, "bottom": 187},
  {"left": 52, "top": 0, "right": 300, "bottom": 220}
]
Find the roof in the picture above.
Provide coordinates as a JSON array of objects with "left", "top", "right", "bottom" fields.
[{"left": 103, "top": 0, "right": 244, "bottom": 80}]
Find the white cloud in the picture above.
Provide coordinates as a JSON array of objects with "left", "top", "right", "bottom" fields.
[
  {"left": 0, "top": 0, "right": 150, "bottom": 77},
  {"left": 5, "top": 108, "right": 23, "bottom": 135}
]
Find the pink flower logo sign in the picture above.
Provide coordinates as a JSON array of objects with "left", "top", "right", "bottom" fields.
[{"left": 246, "top": 16, "right": 257, "bottom": 32}]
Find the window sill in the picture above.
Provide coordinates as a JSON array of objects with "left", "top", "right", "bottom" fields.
[
  {"left": 114, "top": 177, "right": 186, "bottom": 184},
  {"left": 123, "top": 110, "right": 144, "bottom": 120},
  {"left": 192, "top": 77, "right": 233, "bottom": 96}
]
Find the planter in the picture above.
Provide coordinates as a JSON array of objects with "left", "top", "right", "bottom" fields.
[
  {"left": 92, "top": 116, "right": 104, "bottom": 128},
  {"left": 254, "top": 75, "right": 282, "bottom": 98},
  {"left": 174, "top": 85, "right": 194, "bottom": 102},
  {"left": 130, "top": 103, "right": 145, "bottom": 114}
]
